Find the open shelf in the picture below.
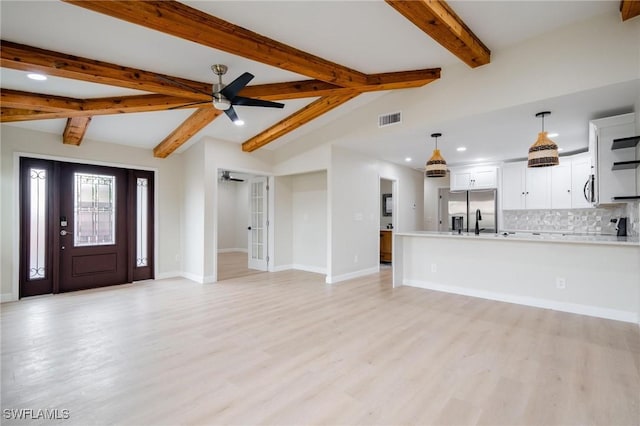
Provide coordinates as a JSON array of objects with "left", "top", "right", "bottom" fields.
[
  {"left": 611, "top": 136, "right": 640, "bottom": 150},
  {"left": 612, "top": 196, "right": 640, "bottom": 201},
  {"left": 611, "top": 160, "right": 640, "bottom": 170}
]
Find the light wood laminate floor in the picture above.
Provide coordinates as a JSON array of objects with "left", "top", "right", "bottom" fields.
[
  {"left": 2, "top": 269, "right": 639, "bottom": 425},
  {"left": 217, "top": 251, "right": 266, "bottom": 282}
]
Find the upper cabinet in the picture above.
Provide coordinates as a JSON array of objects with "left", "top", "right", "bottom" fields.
[
  {"left": 450, "top": 166, "right": 497, "bottom": 191},
  {"left": 590, "top": 113, "right": 638, "bottom": 203},
  {"left": 501, "top": 153, "right": 593, "bottom": 211}
]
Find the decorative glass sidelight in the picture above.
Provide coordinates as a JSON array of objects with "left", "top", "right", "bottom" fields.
[
  {"left": 29, "top": 168, "right": 47, "bottom": 279},
  {"left": 74, "top": 173, "right": 116, "bottom": 246},
  {"left": 136, "top": 178, "right": 148, "bottom": 267}
]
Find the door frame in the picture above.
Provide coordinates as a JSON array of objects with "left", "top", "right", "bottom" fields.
[
  {"left": 10, "top": 152, "right": 159, "bottom": 301},
  {"left": 378, "top": 175, "right": 398, "bottom": 270},
  {"left": 212, "top": 167, "right": 274, "bottom": 282}
]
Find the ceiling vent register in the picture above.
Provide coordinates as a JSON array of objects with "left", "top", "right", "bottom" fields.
[{"left": 378, "top": 112, "right": 402, "bottom": 128}]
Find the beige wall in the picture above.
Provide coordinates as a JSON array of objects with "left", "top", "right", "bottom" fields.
[{"left": 0, "top": 125, "right": 183, "bottom": 300}]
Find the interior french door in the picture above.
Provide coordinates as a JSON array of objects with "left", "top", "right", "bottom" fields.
[
  {"left": 19, "top": 158, "right": 154, "bottom": 297},
  {"left": 248, "top": 176, "right": 268, "bottom": 271}
]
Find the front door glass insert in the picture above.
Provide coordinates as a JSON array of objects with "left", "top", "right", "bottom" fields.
[{"left": 74, "top": 173, "right": 116, "bottom": 247}]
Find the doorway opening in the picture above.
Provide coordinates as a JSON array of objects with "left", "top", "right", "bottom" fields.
[
  {"left": 216, "top": 169, "right": 269, "bottom": 281},
  {"left": 379, "top": 177, "right": 396, "bottom": 268},
  {"left": 19, "top": 157, "right": 154, "bottom": 297}
]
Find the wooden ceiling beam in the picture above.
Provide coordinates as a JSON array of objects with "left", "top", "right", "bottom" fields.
[
  {"left": 63, "top": 0, "right": 369, "bottom": 87},
  {"left": 1, "top": 40, "right": 212, "bottom": 100},
  {"left": 63, "top": 117, "right": 92, "bottom": 145},
  {"left": 385, "top": 0, "right": 490, "bottom": 68},
  {"left": 620, "top": 0, "right": 640, "bottom": 21},
  {"left": 153, "top": 107, "right": 223, "bottom": 158},
  {"left": 242, "top": 93, "right": 359, "bottom": 152},
  {"left": 1, "top": 89, "right": 82, "bottom": 112},
  {"left": 1, "top": 108, "right": 61, "bottom": 122}
]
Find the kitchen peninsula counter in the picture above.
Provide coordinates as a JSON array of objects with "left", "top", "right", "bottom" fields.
[{"left": 393, "top": 231, "right": 640, "bottom": 323}]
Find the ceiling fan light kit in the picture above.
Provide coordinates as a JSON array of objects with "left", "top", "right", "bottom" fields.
[
  {"left": 425, "top": 132, "right": 447, "bottom": 178},
  {"left": 528, "top": 111, "right": 559, "bottom": 168}
]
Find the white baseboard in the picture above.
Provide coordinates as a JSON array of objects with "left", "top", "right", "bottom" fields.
[
  {"left": 270, "top": 264, "right": 293, "bottom": 272},
  {"left": 1, "top": 293, "right": 17, "bottom": 303},
  {"left": 217, "top": 248, "right": 248, "bottom": 253},
  {"left": 326, "top": 266, "right": 379, "bottom": 284},
  {"left": 181, "top": 271, "right": 205, "bottom": 283},
  {"left": 404, "top": 279, "right": 638, "bottom": 324},
  {"left": 155, "top": 271, "right": 182, "bottom": 280},
  {"left": 292, "top": 264, "right": 327, "bottom": 275}
]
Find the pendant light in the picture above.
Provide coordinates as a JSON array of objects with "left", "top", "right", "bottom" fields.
[
  {"left": 528, "top": 111, "right": 559, "bottom": 167},
  {"left": 425, "top": 133, "right": 447, "bottom": 178}
]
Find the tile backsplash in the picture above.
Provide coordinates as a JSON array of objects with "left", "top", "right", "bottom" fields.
[{"left": 502, "top": 202, "right": 639, "bottom": 236}]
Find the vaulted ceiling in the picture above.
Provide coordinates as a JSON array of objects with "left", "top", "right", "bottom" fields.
[{"left": 1, "top": 1, "right": 638, "bottom": 160}]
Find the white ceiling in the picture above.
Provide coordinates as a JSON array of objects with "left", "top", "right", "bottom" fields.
[{"left": 0, "top": 0, "right": 629, "bottom": 161}]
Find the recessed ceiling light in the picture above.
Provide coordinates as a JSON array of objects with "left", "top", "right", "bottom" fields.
[
  {"left": 456, "top": 147, "right": 467, "bottom": 152},
  {"left": 474, "top": 158, "right": 486, "bottom": 162},
  {"left": 233, "top": 119, "right": 245, "bottom": 126},
  {"left": 547, "top": 132, "right": 559, "bottom": 138},
  {"left": 405, "top": 157, "right": 412, "bottom": 162},
  {"left": 558, "top": 147, "right": 564, "bottom": 152},
  {"left": 27, "top": 73, "right": 47, "bottom": 81}
]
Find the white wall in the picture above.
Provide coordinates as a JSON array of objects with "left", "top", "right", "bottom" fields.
[
  {"left": 217, "top": 179, "right": 248, "bottom": 252},
  {"left": 329, "top": 146, "right": 424, "bottom": 283},
  {"left": 0, "top": 125, "right": 184, "bottom": 300},
  {"left": 291, "top": 171, "right": 327, "bottom": 273}
]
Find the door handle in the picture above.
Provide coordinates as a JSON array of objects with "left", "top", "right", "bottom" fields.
[
  {"left": 247, "top": 226, "right": 252, "bottom": 230},
  {"left": 60, "top": 230, "right": 68, "bottom": 236},
  {"left": 583, "top": 179, "right": 590, "bottom": 202}
]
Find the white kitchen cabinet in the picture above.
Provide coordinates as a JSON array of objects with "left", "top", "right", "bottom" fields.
[
  {"left": 450, "top": 166, "right": 497, "bottom": 191},
  {"left": 525, "top": 166, "right": 551, "bottom": 209},
  {"left": 501, "top": 162, "right": 525, "bottom": 210},
  {"left": 501, "top": 161, "right": 550, "bottom": 210},
  {"left": 502, "top": 154, "right": 595, "bottom": 211},
  {"left": 550, "top": 161, "right": 572, "bottom": 209}
]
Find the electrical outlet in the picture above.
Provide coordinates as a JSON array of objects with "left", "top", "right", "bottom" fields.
[
  {"left": 431, "top": 263, "right": 437, "bottom": 273},
  {"left": 556, "top": 277, "right": 566, "bottom": 289},
  {"left": 354, "top": 255, "right": 359, "bottom": 263},
  {"left": 175, "top": 254, "right": 180, "bottom": 262}
]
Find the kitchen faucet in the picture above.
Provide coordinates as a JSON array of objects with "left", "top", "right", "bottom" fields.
[{"left": 475, "top": 209, "right": 482, "bottom": 235}]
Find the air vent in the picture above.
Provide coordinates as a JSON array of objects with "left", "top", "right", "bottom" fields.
[{"left": 378, "top": 111, "right": 402, "bottom": 128}]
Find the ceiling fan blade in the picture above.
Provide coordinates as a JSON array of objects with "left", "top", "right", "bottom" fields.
[
  {"left": 232, "top": 96, "right": 285, "bottom": 109},
  {"left": 168, "top": 101, "right": 211, "bottom": 110},
  {"left": 156, "top": 75, "right": 212, "bottom": 97},
  {"left": 224, "top": 106, "right": 240, "bottom": 123},
  {"left": 220, "top": 72, "right": 254, "bottom": 99}
]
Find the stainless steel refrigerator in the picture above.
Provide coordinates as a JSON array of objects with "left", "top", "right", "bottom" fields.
[{"left": 438, "top": 188, "right": 497, "bottom": 233}]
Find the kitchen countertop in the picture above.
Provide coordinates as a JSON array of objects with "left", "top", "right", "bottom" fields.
[{"left": 394, "top": 231, "right": 640, "bottom": 247}]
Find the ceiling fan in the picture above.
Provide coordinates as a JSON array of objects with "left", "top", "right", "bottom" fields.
[
  {"left": 220, "top": 170, "right": 245, "bottom": 182},
  {"left": 161, "top": 65, "right": 285, "bottom": 124}
]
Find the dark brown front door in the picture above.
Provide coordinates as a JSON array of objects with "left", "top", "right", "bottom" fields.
[
  {"left": 59, "top": 163, "right": 128, "bottom": 292},
  {"left": 19, "top": 159, "right": 154, "bottom": 297}
]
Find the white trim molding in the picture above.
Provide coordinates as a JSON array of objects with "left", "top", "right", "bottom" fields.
[
  {"left": 217, "top": 248, "right": 248, "bottom": 253},
  {"left": 326, "top": 266, "right": 379, "bottom": 284},
  {"left": 1, "top": 293, "right": 17, "bottom": 303},
  {"left": 404, "top": 279, "right": 638, "bottom": 324}
]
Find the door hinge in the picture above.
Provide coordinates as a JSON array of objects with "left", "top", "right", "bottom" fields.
[
  {"left": 266, "top": 256, "right": 270, "bottom": 263},
  {"left": 266, "top": 185, "right": 270, "bottom": 191}
]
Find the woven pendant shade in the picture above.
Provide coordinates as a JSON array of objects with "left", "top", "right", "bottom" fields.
[
  {"left": 527, "top": 111, "right": 559, "bottom": 168},
  {"left": 527, "top": 131, "right": 559, "bottom": 167},
  {"left": 425, "top": 133, "right": 447, "bottom": 178}
]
